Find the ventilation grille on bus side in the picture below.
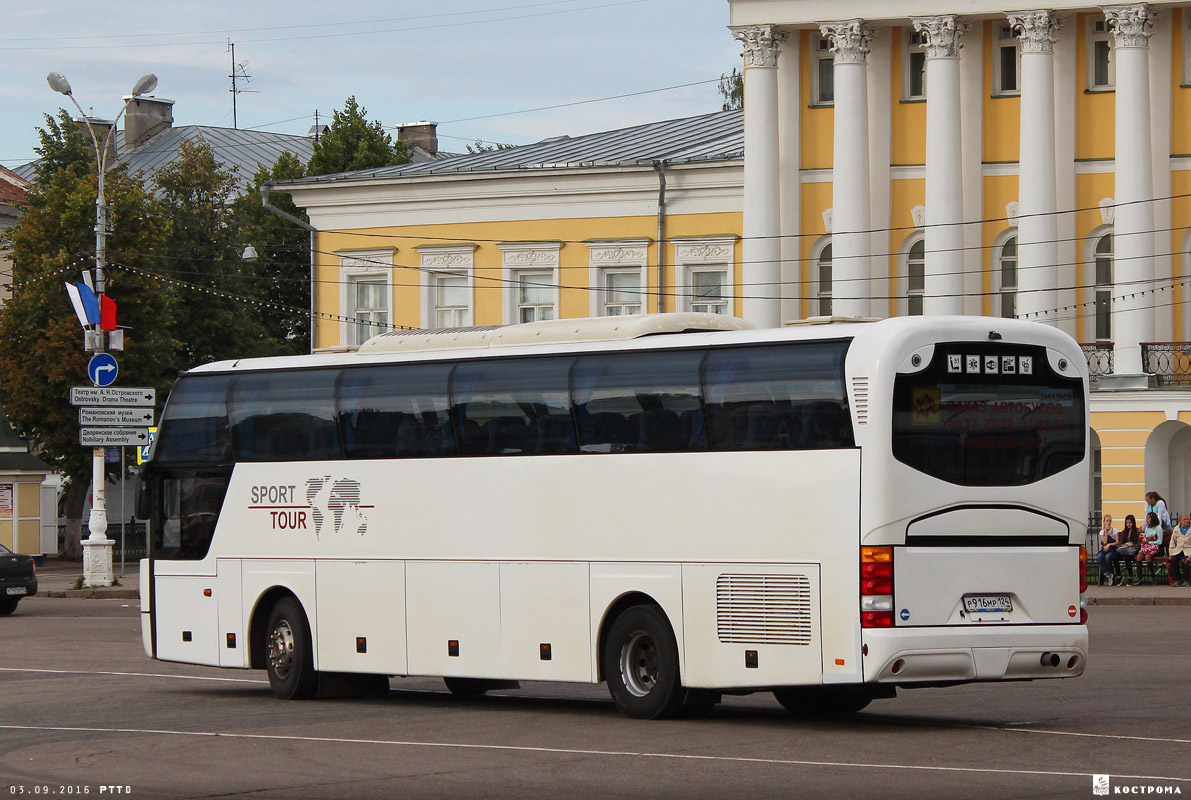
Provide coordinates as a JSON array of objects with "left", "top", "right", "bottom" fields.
[
  {"left": 852, "top": 377, "right": 869, "bottom": 424},
  {"left": 716, "top": 574, "right": 813, "bottom": 646}
]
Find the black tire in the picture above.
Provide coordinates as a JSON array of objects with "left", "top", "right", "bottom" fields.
[
  {"left": 602, "top": 604, "right": 685, "bottom": 720},
  {"left": 0, "top": 598, "right": 18, "bottom": 616},
  {"left": 443, "top": 677, "right": 493, "bottom": 697},
  {"left": 265, "top": 597, "right": 317, "bottom": 700},
  {"left": 773, "top": 685, "right": 876, "bottom": 716}
]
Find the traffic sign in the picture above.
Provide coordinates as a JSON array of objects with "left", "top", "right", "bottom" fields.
[
  {"left": 70, "top": 387, "right": 155, "bottom": 407},
  {"left": 79, "top": 407, "right": 154, "bottom": 427},
  {"left": 79, "top": 428, "right": 152, "bottom": 447},
  {"left": 136, "top": 427, "right": 158, "bottom": 465},
  {"left": 87, "top": 353, "right": 118, "bottom": 387}
]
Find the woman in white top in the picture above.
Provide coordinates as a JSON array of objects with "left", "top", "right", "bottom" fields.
[{"left": 1145, "top": 490, "right": 1172, "bottom": 531}]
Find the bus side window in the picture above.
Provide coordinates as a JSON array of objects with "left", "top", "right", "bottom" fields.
[
  {"left": 230, "top": 370, "right": 341, "bottom": 461},
  {"left": 702, "top": 342, "right": 852, "bottom": 450},
  {"left": 572, "top": 350, "right": 705, "bottom": 453},
  {"left": 153, "top": 375, "right": 232, "bottom": 463},
  {"left": 450, "top": 357, "right": 574, "bottom": 456},
  {"left": 338, "top": 363, "right": 454, "bottom": 459}
]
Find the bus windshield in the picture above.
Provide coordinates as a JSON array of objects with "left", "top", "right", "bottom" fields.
[{"left": 891, "top": 344, "right": 1085, "bottom": 486}]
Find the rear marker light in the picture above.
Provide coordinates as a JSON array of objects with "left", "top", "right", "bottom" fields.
[
  {"left": 357, "top": 637, "right": 367, "bottom": 654},
  {"left": 540, "top": 643, "right": 552, "bottom": 661},
  {"left": 1067, "top": 655, "right": 1079, "bottom": 669},
  {"left": 182, "top": 631, "right": 192, "bottom": 642},
  {"left": 745, "top": 650, "right": 758, "bottom": 668},
  {"left": 448, "top": 640, "right": 459, "bottom": 657},
  {"left": 226, "top": 633, "right": 236, "bottom": 649},
  {"left": 203, "top": 588, "right": 212, "bottom": 597}
]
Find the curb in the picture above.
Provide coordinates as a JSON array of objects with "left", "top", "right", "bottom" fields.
[
  {"left": 1088, "top": 596, "right": 1191, "bottom": 606},
  {"left": 41, "top": 589, "right": 139, "bottom": 599}
]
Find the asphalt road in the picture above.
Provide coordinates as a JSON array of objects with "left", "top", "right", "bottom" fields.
[{"left": 0, "top": 598, "right": 1186, "bottom": 799}]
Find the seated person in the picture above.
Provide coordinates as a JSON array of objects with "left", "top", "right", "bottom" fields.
[
  {"left": 1116, "top": 514, "right": 1142, "bottom": 585},
  {"left": 1139, "top": 511, "right": 1164, "bottom": 583},
  {"left": 1169, "top": 514, "right": 1191, "bottom": 587},
  {"left": 1096, "top": 515, "right": 1119, "bottom": 587}
]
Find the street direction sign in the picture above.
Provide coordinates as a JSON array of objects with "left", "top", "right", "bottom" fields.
[
  {"left": 79, "top": 428, "right": 152, "bottom": 447},
  {"left": 70, "top": 386, "right": 155, "bottom": 407},
  {"left": 79, "top": 407, "right": 154, "bottom": 427},
  {"left": 87, "top": 353, "right": 118, "bottom": 386}
]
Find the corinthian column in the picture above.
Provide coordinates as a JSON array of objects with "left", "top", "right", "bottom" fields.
[
  {"left": 733, "top": 24, "right": 787, "bottom": 328},
  {"left": 913, "top": 15, "right": 969, "bottom": 316},
  {"left": 1104, "top": 4, "right": 1157, "bottom": 375},
  {"left": 820, "top": 20, "right": 874, "bottom": 318},
  {"left": 1008, "top": 11, "right": 1062, "bottom": 325}
]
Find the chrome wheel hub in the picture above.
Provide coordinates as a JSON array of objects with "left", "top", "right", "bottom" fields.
[
  {"left": 269, "top": 619, "right": 295, "bottom": 680},
  {"left": 619, "top": 631, "right": 659, "bottom": 697}
]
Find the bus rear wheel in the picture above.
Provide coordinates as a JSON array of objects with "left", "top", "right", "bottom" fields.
[
  {"left": 772, "top": 686, "right": 876, "bottom": 715},
  {"left": 0, "top": 598, "right": 18, "bottom": 616},
  {"left": 602, "top": 605, "right": 685, "bottom": 719},
  {"left": 265, "top": 597, "right": 317, "bottom": 700}
]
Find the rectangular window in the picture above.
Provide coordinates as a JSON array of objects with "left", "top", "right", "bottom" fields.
[
  {"left": 351, "top": 278, "right": 388, "bottom": 346},
  {"left": 154, "top": 471, "right": 230, "bottom": 561},
  {"left": 338, "top": 363, "right": 454, "bottom": 459},
  {"left": 1095, "top": 291, "right": 1112, "bottom": 340},
  {"left": 1089, "top": 18, "right": 1114, "bottom": 90},
  {"left": 603, "top": 271, "right": 642, "bottom": 316},
  {"left": 228, "top": 370, "right": 341, "bottom": 461},
  {"left": 905, "top": 31, "right": 926, "bottom": 100},
  {"left": 573, "top": 350, "right": 705, "bottom": 452},
  {"left": 517, "top": 272, "right": 555, "bottom": 323},
  {"left": 435, "top": 274, "right": 471, "bottom": 328},
  {"left": 996, "top": 25, "right": 1020, "bottom": 95},
  {"left": 813, "top": 37, "right": 834, "bottom": 104},
  {"left": 691, "top": 270, "right": 728, "bottom": 314},
  {"left": 153, "top": 376, "right": 232, "bottom": 463},
  {"left": 703, "top": 342, "right": 853, "bottom": 450},
  {"left": 451, "top": 358, "right": 574, "bottom": 455}
]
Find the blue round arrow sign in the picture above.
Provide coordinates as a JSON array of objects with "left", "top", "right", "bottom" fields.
[{"left": 87, "top": 353, "right": 118, "bottom": 387}]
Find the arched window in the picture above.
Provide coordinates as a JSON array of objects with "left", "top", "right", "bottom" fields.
[
  {"left": 1094, "top": 233, "right": 1113, "bottom": 341},
  {"left": 816, "top": 243, "right": 833, "bottom": 316},
  {"left": 906, "top": 238, "right": 925, "bottom": 316},
  {"left": 998, "top": 236, "right": 1018, "bottom": 318}
]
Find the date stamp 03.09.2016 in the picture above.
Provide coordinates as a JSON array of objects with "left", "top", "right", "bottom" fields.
[{"left": 7, "top": 787, "right": 132, "bottom": 796}]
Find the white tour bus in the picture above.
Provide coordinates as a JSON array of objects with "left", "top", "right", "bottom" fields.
[{"left": 138, "top": 313, "right": 1090, "bottom": 719}]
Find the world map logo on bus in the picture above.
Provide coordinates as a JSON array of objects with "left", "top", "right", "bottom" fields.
[{"left": 305, "top": 476, "right": 370, "bottom": 539}]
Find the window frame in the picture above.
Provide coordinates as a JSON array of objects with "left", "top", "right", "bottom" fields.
[
  {"left": 417, "top": 244, "right": 476, "bottom": 330},
  {"left": 1090, "top": 229, "right": 1114, "bottom": 342},
  {"left": 1087, "top": 16, "right": 1115, "bottom": 91},
  {"left": 336, "top": 250, "right": 394, "bottom": 351},
  {"left": 499, "top": 241, "right": 561, "bottom": 324},
  {"left": 993, "top": 23, "right": 1021, "bottom": 96},
  {"left": 811, "top": 35, "right": 835, "bottom": 106},
  {"left": 673, "top": 236, "right": 737, "bottom": 316},
  {"left": 901, "top": 234, "right": 926, "bottom": 317},
  {"left": 811, "top": 237, "right": 833, "bottom": 317},
  {"left": 903, "top": 28, "right": 927, "bottom": 101},
  {"left": 991, "top": 230, "right": 1019, "bottom": 320},
  {"left": 586, "top": 240, "right": 650, "bottom": 317}
]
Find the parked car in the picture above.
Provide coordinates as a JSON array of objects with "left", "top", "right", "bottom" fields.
[{"left": 0, "top": 543, "right": 37, "bottom": 615}]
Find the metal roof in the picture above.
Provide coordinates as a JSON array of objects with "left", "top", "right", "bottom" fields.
[
  {"left": 283, "top": 109, "right": 743, "bottom": 186},
  {"left": 13, "top": 126, "right": 314, "bottom": 196}
]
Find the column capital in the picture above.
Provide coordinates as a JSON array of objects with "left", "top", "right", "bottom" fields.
[
  {"left": 1103, "top": 4, "right": 1156, "bottom": 49},
  {"left": 732, "top": 25, "right": 787, "bottom": 68},
  {"left": 1007, "top": 10, "right": 1063, "bottom": 54},
  {"left": 911, "top": 15, "right": 970, "bottom": 59},
  {"left": 819, "top": 20, "right": 875, "bottom": 65}
]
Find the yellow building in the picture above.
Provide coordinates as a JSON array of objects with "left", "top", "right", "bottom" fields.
[{"left": 279, "top": 0, "right": 1191, "bottom": 526}]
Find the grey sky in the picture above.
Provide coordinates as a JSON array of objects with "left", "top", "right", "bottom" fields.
[{"left": 2, "top": 1, "right": 738, "bottom": 167}]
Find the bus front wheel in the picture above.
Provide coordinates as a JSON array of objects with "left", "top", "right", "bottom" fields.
[
  {"left": 772, "top": 686, "right": 875, "bottom": 715},
  {"left": 265, "top": 597, "right": 317, "bottom": 700},
  {"left": 602, "top": 605, "right": 685, "bottom": 720}
]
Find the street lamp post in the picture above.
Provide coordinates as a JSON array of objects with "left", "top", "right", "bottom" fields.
[{"left": 48, "top": 72, "right": 157, "bottom": 587}]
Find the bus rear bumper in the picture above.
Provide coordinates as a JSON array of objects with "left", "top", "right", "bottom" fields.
[{"left": 862, "top": 625, "right": 1088, "bottom": 684}]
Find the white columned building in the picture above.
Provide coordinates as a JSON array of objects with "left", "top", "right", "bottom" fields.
[
  {"left": 734, "top": 25, "right": 786, "bottom": 329},
  {"left": 914, "top": 15, "right": 969, "bottom": 316},
  {"left": 1009, "top": 10, "right": 1062, "bottom": 325},
  {"left": 820, "top": 20, "right": 874, "bottom": 319},
  {"left": 1104, "top": 3, "right": 1157, "bottom": 376}
]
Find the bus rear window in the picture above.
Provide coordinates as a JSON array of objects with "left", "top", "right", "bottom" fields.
[{"left": 892, "top": 345, "right": 1085, "bottom": 486}]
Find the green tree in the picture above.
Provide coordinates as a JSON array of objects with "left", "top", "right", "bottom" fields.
[
  {"left": 306, "top": 96, "right": 410, "bottom": 175},
  {"left": 0, "top": 112, "right": 174, "bottom": 555},
  {"left": 719, "top": 67, "right": 743, "bottom": 111},
  {"left": 153, "top": 138, "right": 276, "bottom": 365},
  {"left": 232, "top": 152, "right": 311, "bottom": 353}
]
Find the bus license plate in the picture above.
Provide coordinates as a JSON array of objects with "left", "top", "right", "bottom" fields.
[
  {"left": 963, "top": 594, "right": 1012, "bottom": 614},
  {"left": 5, "top": 587, "right": 26, "bottom": 595}
]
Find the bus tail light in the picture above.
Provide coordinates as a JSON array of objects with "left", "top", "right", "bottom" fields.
[
  {"left": 1078, "top": 546, "right": 1088, "bottom": 593},
  {"left": 861, "top": 546, "right": 894, "bottom": 628}
]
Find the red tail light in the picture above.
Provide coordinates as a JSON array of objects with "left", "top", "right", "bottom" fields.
[
  {"left": 861, "top": 611, "right": 894, "bottom": 628},
  {"left": 1078, "top": 546, "right": 1088, "bottom": 593},
  {"left": 861, "top": 578, "right": 894, "bottom": 595},
  {"left": 861, "top": 546, "right": 894, "bottom": 628}
]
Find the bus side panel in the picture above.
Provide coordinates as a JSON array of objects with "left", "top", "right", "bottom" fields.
[
  {"left": 154, "top": 573, "right": 220, "bottom": 667},
  {"left": 315, "top": 560, "right": 407, "bottom": 675},
  {"left": 406, "top": 561, "right": 502, "bottom": 678},
  {"left": 241, "top": 560, "right": 317, "bottom": 664},
  {"left": 589, "top": 564, "right": 684, "bottom": 683},
  {"left": 680, "top": 563, "right": 821, "bottom": 690},
  {"left": 500, "top": 562, "right": 591, "bottom": 682},
  {"left": 217, "top": 559, "right": 246, "bottom": 668}
]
